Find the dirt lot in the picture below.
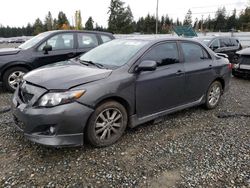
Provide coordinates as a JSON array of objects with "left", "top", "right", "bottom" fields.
[{"left": 0, "top": 77, "right": 249, "bottom": 187}]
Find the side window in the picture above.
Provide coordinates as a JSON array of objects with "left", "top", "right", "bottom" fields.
[
  {"left": 181, "top": 42, "right": 211, "bottom": 63},
  {"left": 141, "top": 42, "right": 179, "bottom": 66},
  {"left": 77, "top": 33, "right": 98, "bottom": 48},
  {"left": 38, "top": 33, "right": 74, "bottom": 51},
  {"left": 230, "top": 38, "right": 238, "bottom": 46},
  {"left": 219, "top": 38, "right": 231, "bottom": 47},
  {"left": 210, "top": 39, "right": 220, "bottom": 50},
  {"left": 101, "top": 35, "right": 112, "bottom": 43}
]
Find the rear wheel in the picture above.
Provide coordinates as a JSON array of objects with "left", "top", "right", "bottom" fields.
[
  {"left": 86, "top": 101, "right": 128, "bottom": 147},
  {"left": 205, "top": 81, "right": 222, "bottom": 109},
  {"left": 2, "top": 67, "right": 28, "bottom": 92}
]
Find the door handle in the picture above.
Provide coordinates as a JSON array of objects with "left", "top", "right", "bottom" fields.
[
  {"left": 175, "top": 70, "right": 184, "bottom": 75},
  {"left": 209, "top": 65, "right": 213, "bottom": 69}
]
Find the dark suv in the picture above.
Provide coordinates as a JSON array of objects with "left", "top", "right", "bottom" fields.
[
  {"left": 196, "top": 36, "right": 242, "bottom": 63},
  {"left": 0, "top": 30, "right": 114, "bottom": 91}
]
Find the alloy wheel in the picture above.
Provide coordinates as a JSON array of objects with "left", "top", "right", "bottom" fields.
[
  {"left": 95, "top": 108, "right": 123, "bottom": 140},
  {"left": 8, "top": 71, "right": 25, "bottom": 90},
  {"left": 208, "top": 84, "right": 221, "bottom": 107}
]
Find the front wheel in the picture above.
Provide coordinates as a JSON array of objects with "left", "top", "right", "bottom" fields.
[
  {"left": 3, "top": 67, "right": 28, "bottom": 92},
  {"left": 205, "top": 81, "right": 223, "bottom": 109},
  {"left": 86, "top": 101, "right": 128, "bottom": 147}
]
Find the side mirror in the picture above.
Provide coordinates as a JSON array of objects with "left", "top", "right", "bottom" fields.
[
  {"left": 216, "top": 53, "right": 228, "bottom": 59},
  {"left": 136, "top": 60, "right": 157, "bottom": 72},
  {"left": 43, "top": 44, "right": 52, "bottom": 54}
]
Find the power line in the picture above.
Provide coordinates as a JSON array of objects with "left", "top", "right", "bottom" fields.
[{"left": 191, "top": 2, "right": 247, "bottom": 9}]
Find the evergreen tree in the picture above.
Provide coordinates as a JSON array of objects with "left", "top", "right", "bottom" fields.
[
  {"left": 183, "top": 9, "right": 192, "bottom": 25},
  {"left": 85, "top": 17, "right": 94, "bottom": 30},
  {"left": 33, "top": 18, "right": 44, "bottom": 35},
  {"left": 44, "top": 11, "right": 53, "bottom": 31},
  {"left": 214, "top": 7, "right": 226, "bottom": 31},
  {"left": 108, "top": 0, "right": 134, "bottom": 33}
]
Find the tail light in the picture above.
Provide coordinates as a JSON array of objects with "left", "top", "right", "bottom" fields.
[{"left": 228, "top": 63, "right": 233, "bottom": 69}]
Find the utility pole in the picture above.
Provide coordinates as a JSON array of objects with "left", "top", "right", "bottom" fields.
[{"left": 156, "top": 0, "right": 159, "bottom": 34}]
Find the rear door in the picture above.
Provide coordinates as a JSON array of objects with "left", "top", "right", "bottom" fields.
[
  {"left": 76, "top": 33, "right": 99, "bottom": 56},
  {"left": 180, "top": 42, "right": 215, "bottom": 103},
  {"left": 33, "top": 33, "right": 76, "bottom": 68},
  {"left": 136, "top": 42, "right": 185, "bottom": 118}
]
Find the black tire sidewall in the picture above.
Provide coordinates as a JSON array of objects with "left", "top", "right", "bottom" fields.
[
  {"left": 86, "top": 101, "right": 128, "bottom": 147},
  {"left": 3, "top": 67, "right": 28, "bottom": 92},
  {"left": 205, "top": 81, "right": 222, "bottom": 109}
]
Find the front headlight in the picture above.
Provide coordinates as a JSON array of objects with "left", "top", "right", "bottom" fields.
[{"left": 37, "top": 90, "right": 85, "bottom": 107}]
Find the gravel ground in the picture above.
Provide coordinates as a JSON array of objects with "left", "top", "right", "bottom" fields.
[{"left": 0, "top": 77, "right": 250, "bottom": 187}]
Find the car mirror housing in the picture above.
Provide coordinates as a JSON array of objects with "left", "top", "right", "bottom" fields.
[
  {"left": 216, "top": 53, "right": 228, "bottom": 59},
  {"left": 43, "top": 44, "right": 52, "bottom": 54},
  {"left": 136, "top": 60, "right": 157, "bottom": 72}
]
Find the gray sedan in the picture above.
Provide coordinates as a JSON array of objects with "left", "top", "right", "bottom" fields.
[{"left": 12, "top": 38, "right": 232, "bottom": 147}]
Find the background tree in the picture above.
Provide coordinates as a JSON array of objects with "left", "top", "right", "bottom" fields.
[
  {"left": 33, "top": 18, "right": 44, "bottom": 35},
  {"left": 85, "top": 17, "right": 94, "bottom": 30},
  {"left": 108, "top": 0, "right": 134, "bottom": 33},
  {"left": 183, "top": 9, "right": 192, "bottom": 25},
  {"left": 57, "top": 11, "right": 69, "bottom": 29},
  {"left": 75, "top": 10, "right": 83, "bottom": 30},
  {"left": 44, "top": 11, "right": 53, "bottom": 31},
  {"left": 214, "top": 7, "right": 226, "bottom": 31}
]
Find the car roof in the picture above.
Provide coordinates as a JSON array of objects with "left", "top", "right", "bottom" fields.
[
  {"left": 195, "top": 36, "right": 237, "bottom": 40},
  {"left": 114, "top": 37, "right": 203, "bottom": 44},
  {"left": 43, "top": 30, "right": 114, "bottom": 36}
]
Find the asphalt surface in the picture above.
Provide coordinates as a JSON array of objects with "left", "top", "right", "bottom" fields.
[{"left": 0, "top": 77, "right": 249, "bottom": 187}]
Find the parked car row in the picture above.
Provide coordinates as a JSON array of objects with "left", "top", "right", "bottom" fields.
[{"left": 0, "top": 30, "right": 248, "bottom": 148}]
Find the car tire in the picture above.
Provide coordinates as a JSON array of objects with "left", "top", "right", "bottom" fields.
[
  {"left": 205, "top": 81, "right": 223, "bottom": 109},
  {"left": 3, "top": 66, "right": 28, "bottom": 92},
  {"left": 86, "top": 101, "right": 128, "bottom": 147}
]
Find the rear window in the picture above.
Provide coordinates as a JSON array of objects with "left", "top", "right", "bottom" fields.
[
  {"left": 100, "top": 35, "right": 112, "bottom": 43},
  {"left": 230, "top": 39, "right": 239, "bottom": 46}
]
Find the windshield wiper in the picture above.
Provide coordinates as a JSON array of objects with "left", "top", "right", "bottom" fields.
[{"left": 79, "top": 59, "right": 104, "bottom": 69}]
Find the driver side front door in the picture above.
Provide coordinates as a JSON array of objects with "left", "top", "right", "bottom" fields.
[{"left": 135, "top": 42, "right": 185, "bottom": 118}]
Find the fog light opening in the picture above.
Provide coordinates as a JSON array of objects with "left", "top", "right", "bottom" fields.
[{"left": 49, "top": 126, "right": 56, "bottom": 135}]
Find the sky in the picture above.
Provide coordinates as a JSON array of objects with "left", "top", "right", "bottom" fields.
[{"left": 0, "top": 0, "right": 248, "bottom": 28}]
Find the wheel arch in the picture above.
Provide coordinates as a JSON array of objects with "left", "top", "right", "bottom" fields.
[
  {"left": 94, "top": 96, "right": 132, "bottom": 116},
  {"left": 213, "top": 77, "right": 225, "bottom": 91},
  {"left": 1, "top": 62, "right": 32, "bottom": 79}
]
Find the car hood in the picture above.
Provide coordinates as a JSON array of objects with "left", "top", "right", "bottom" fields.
[
  {"left": 24, "top": 61, "right": 112, "bottom": 90},
  {"left": 0, "top": 48, "right": 20, "bottom": 56},
  {"left": 236, "top": 48, "right": 250, "bottom": 56}
]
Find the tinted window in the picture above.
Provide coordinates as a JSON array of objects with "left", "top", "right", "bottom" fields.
[
  {"left": 38, "top": 33, "right": 74, "bottom": 51},
  {"left": 230, "top": 38, "right": 239, "bottom": 46},
  {"left": 210, "top": 39, "right": 220, "bottom": 49},
  {"left": 77, "top": 33, "right": 98, "bottom": 48},
  {"left": 142, "top": 42, "right": 179, "bottom": 66},
  {"left": 101, "top": 35, "right": 112, "bottom": 43},
  {"left": 181, "top": 42, "right": 211, "bottom": 63},
  {"left": 20, "top": 32, "right": 51, "bottom": 50},
  {"left": 220, "top": 38, "right": 232, "bottom": 47}
]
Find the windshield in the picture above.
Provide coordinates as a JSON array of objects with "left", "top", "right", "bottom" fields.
[
  {"left": 196, "top": 38, "right": 212, "bottom": 46},
  {"left": 19, "top": 32, "right": 51, "bottom": 50},
  {"left": 79, "top": 39, "right": 148, "bottom": 67}
]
